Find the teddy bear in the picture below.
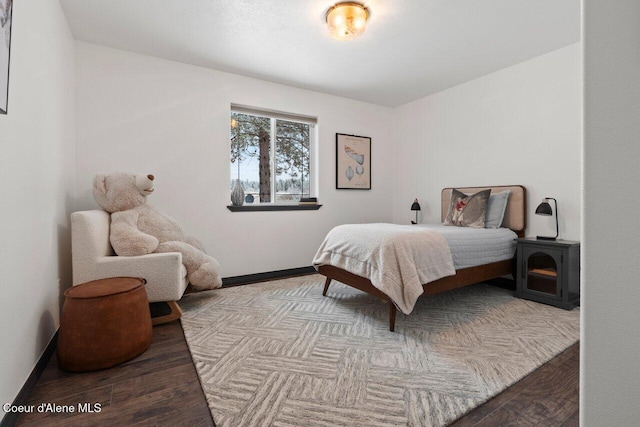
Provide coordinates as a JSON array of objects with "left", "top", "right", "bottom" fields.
[{"left": 93, "top": 172, "right": 222, "bottom": 291}]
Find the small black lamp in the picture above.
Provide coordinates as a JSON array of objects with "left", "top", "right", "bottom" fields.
[
  {"left": 411, "top": 199, "right": 421, "bottom": 224},
  {"left": 535, "top": 197, "right": 558, "bottom": 240}
]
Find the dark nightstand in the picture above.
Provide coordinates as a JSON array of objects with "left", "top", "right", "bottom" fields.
[{"left": 515, "top": 237, "right": 580, "bottom": 310}]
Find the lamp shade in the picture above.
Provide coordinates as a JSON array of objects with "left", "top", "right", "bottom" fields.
[{"left": 535, "top": 201, "right": 553, "bottom": 216}]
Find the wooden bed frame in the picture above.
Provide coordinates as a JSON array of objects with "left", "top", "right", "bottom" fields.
[{"left": 318, "top": 185, "right": 527, "bottom": 332}]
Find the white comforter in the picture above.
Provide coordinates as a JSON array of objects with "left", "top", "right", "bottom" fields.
[{"left": 312, "top": 223, "right": 455, "bottom": 315}]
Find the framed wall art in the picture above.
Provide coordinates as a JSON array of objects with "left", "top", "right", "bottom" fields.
[
  {"left": 0, "top": 0, "right": 12, "bottom": 114},
  {"left": 336, "top": 133, "right": 371, "bottom": 190}
]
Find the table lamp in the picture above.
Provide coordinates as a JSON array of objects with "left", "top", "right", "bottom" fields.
[
  {"left": 411, "top": 199, "right": 421, "bottom": 224},
  {"left": 535, "top": 197, "right": 558, "bottom": 240}
]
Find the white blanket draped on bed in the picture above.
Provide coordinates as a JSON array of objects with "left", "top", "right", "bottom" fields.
[{"left": 312, "top": 223, "right": 456, "bottom": 315}]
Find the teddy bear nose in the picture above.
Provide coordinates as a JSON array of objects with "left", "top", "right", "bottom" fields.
[{"left": 147, "top": 174, "right": 154, "bottom": 181}]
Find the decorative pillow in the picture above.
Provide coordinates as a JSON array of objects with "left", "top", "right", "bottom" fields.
[
  {"left": 484, "top": 190, "right": 511, "bottom": 229},
  {"left": 444, "top": 189, "right": 491, "bottom": 228}
]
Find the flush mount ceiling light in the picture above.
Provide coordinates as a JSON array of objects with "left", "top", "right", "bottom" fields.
[{"left": 326, "top": 2, "right": 369, "bottom": 41}]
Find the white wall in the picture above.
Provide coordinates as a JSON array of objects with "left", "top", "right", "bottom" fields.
[
  {"left": 582, "top": 1, "right": 640, "bottom": 424},
  {"left": 0, "top": 0, "right": 75, "bottom": 418},
  {"left": 392, "top": 44, "right": 582, "bottom": 240},
  {"left": 74, "top": 42, "right": 395, "bottom": 277}
]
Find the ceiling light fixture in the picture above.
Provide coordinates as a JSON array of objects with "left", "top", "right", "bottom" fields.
[{"left": 326, "top": 2, "right": 369, "bottom": 41}]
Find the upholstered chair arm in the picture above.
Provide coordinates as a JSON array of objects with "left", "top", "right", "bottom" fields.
[{"left": 73, "top": 252, "right": 187, "bottom": 303}]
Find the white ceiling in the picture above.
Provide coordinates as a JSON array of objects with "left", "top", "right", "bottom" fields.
[{"left": 59, "top": 0, "right": 580, "bottom": 107}]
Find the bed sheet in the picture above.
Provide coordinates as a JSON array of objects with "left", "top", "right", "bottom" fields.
[{"left": 416, "top": 223, "right": 517, "bottom": 269}]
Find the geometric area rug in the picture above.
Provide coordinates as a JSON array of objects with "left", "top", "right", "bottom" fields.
[{"left": 179, "top": 274, "right": 580, "bottom": 427}]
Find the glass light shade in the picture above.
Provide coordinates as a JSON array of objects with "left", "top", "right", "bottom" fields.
[{"left": 326, "top": 2, "right": 369, "bottom": 41}]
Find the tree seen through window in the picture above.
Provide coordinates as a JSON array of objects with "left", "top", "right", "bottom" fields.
[{"left": 230, "top": 111, "right": 311, "bottom": 203}]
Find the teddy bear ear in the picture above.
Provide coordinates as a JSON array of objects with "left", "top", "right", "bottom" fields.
[{"left": 93, "top": 174, "right": 107, "bottom": 195}]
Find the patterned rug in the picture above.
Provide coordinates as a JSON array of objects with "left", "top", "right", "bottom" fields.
[{"left": 179, "top": 274, "right": 579, "bottom": 427}]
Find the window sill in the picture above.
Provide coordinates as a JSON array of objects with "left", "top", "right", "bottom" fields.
[{"left": 226, "top": 204, "right": 322, "bottom": 212}]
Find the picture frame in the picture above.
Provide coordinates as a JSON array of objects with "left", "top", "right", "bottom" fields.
[
  {"left": 336, "top": 133, "right": 371, "bottom": 190},
  {"left": 0, "top": 0, "right": 12, "bottom": 115}
]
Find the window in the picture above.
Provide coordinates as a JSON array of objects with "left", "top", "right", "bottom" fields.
[{"left": 230, "top": 105, "right": 316, "bottom": 205}]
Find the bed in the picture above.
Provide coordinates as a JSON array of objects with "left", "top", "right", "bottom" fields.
[{"left": 313, "top": 185, "right": 526, "bottom": 331}]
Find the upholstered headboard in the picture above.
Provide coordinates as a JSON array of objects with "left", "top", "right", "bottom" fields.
[{"left": 441, "top": 185, "right": 527, "bottom": 237}]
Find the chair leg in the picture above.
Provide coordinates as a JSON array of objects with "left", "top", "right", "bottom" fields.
[
  {"left": 322, "top": 277, "right": 332, "bottom": 296},
  {"left": 152, "top": 300, "right": 183, "bottom": 326},
  {"left": 388, "top": 301, "right": 396, "bottom": 332}
]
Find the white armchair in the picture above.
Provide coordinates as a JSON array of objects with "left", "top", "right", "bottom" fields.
[{"left": 71, "top": 210, "right": 188, "bottom": 324}]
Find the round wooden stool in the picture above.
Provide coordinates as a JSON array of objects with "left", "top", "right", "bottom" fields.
[{"left": 57, "top": 277, "right": 153, "bottom": 372}]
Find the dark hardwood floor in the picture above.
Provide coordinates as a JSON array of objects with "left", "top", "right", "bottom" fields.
[
  {"left": 15, "top": 323, "right": 579, "bottom": 427},
  {"left": 15, "top": 322, "right": 214, "bottom": 427},
  {"left": 452, "top": 343, "right": 579, "bottom": 427}
]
